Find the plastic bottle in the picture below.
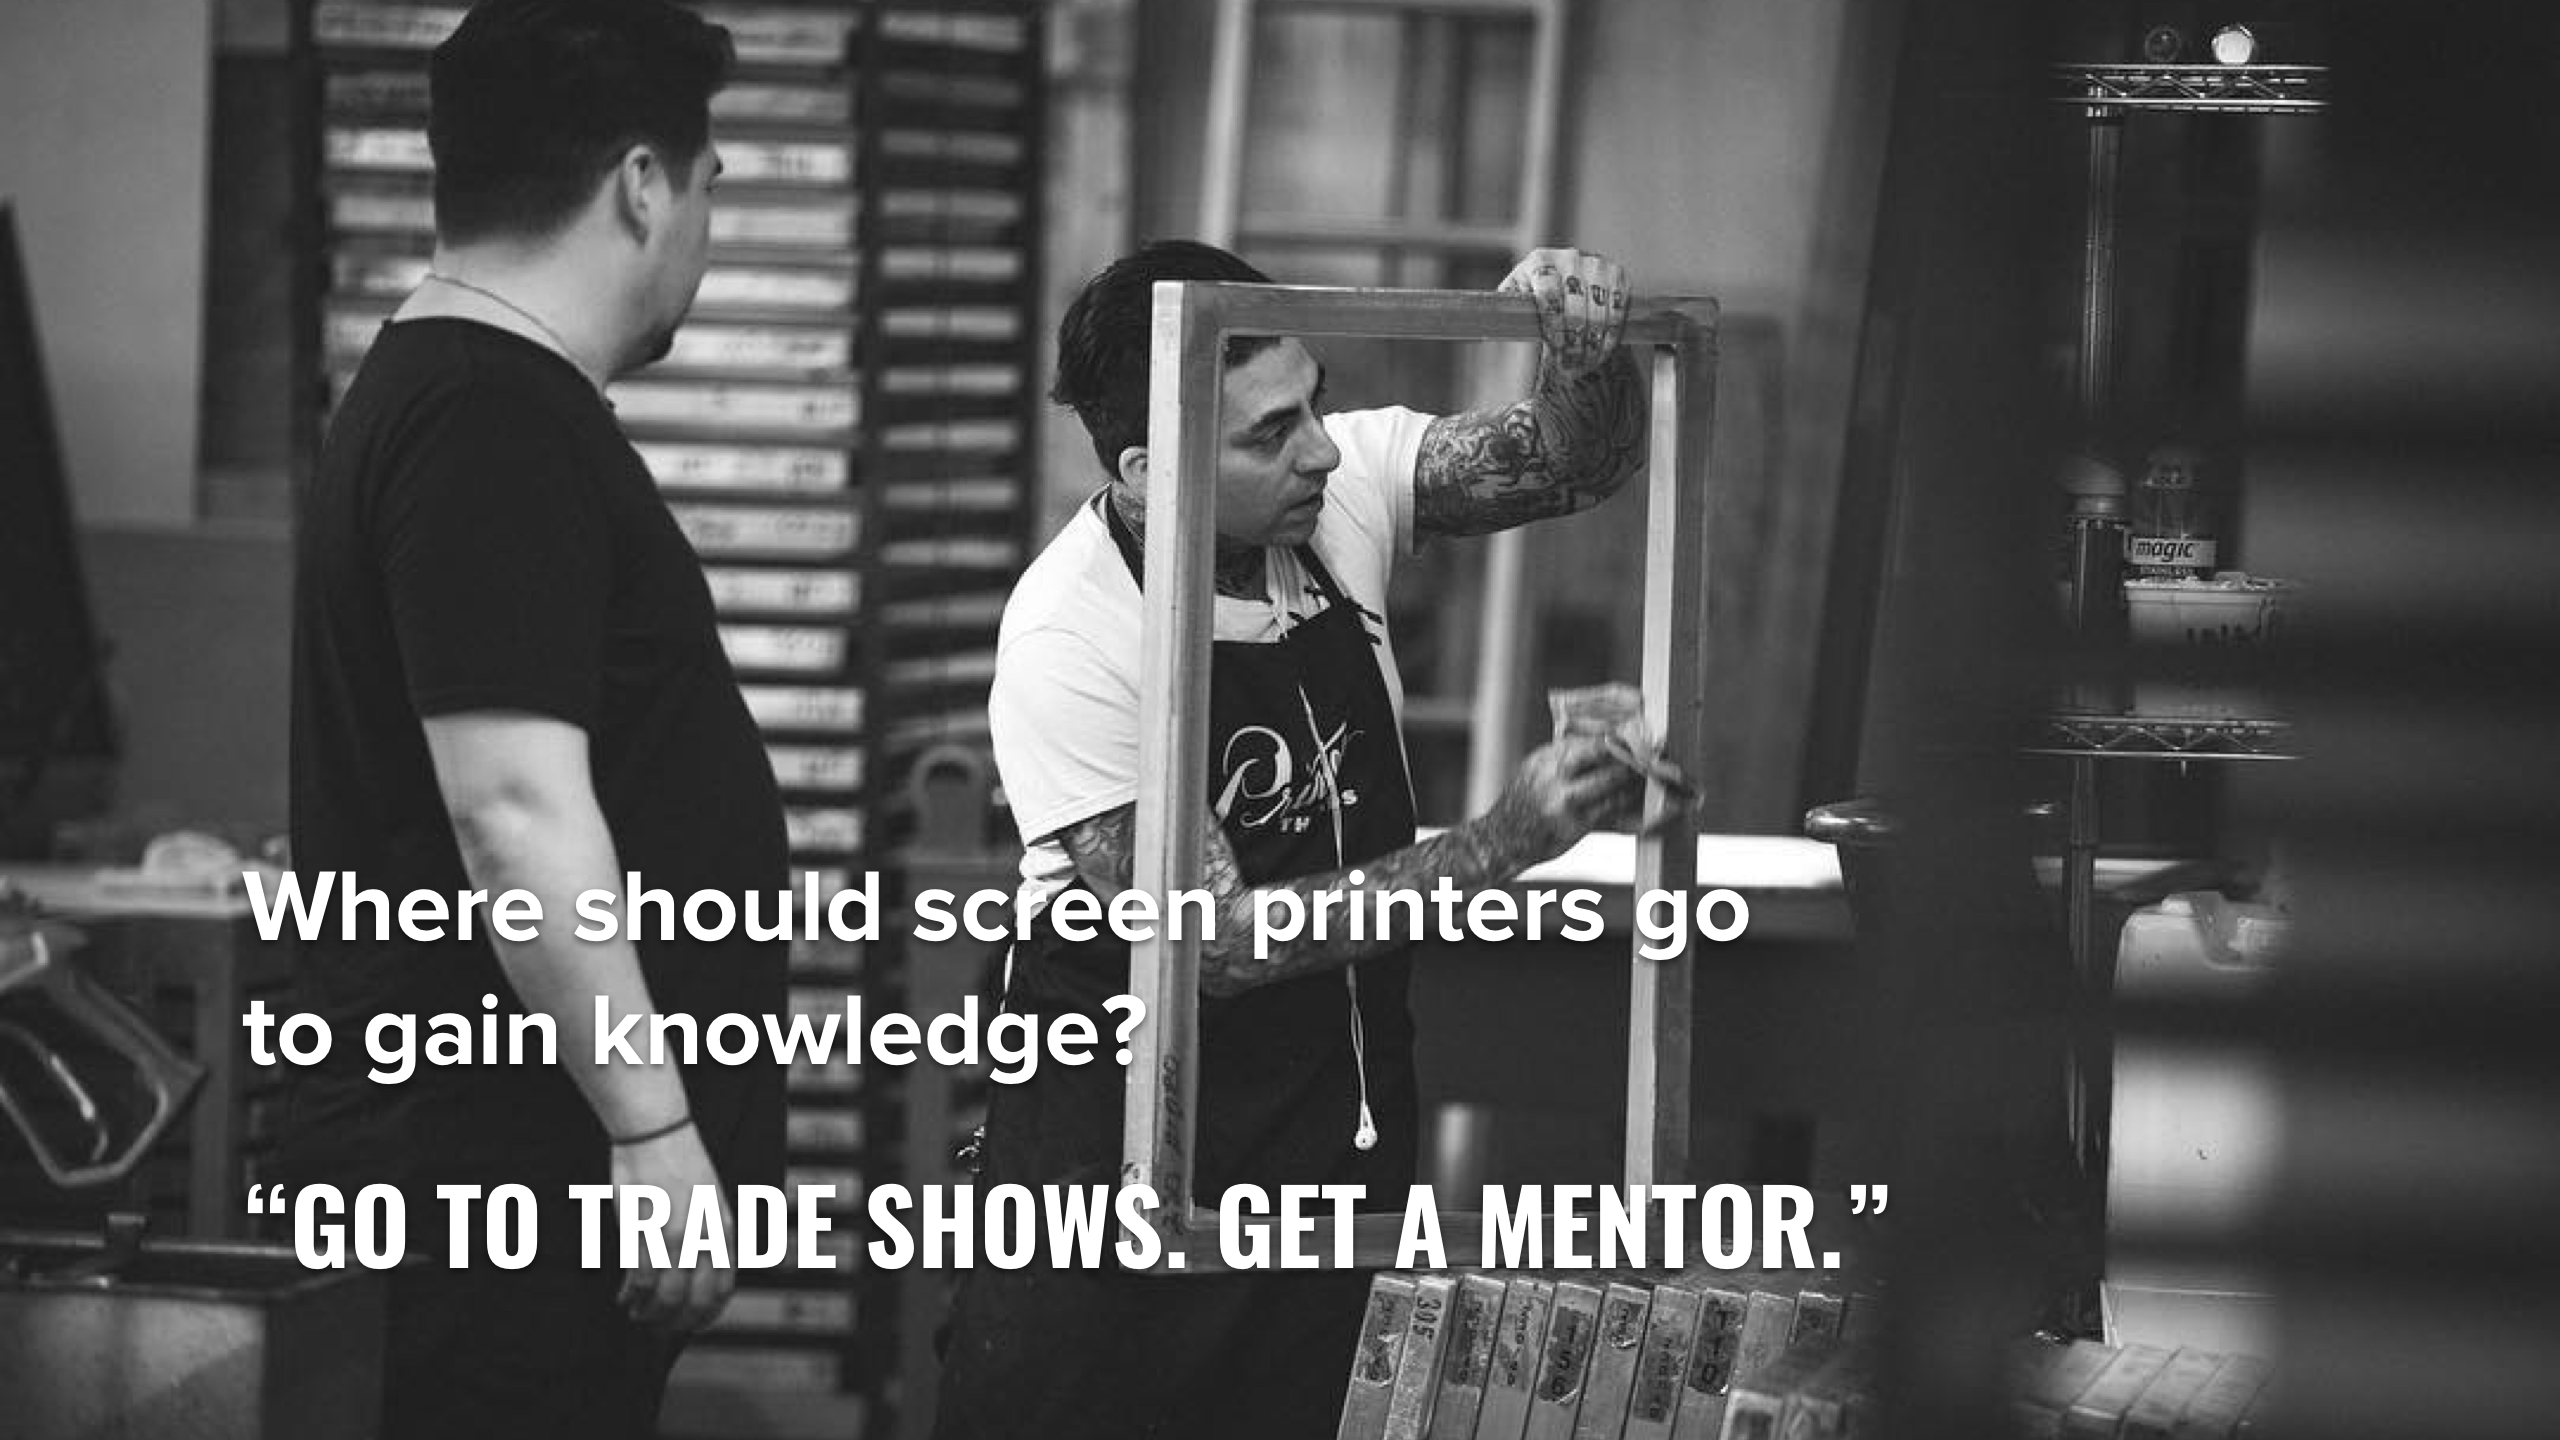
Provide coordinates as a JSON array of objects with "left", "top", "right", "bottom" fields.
[
  {"left": 2058, "top": 453, "right": 2129, "bottom": 713},
  {"left": 2127, "top": 444, "right": 2216, "bottom": 580}
]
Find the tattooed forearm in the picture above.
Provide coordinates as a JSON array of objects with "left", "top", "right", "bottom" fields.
[
  {"left": 1056, "top": 795, "right": 1569, "bottom": 998},
  {"left": 1412, "top": 347, "right": 1647, "bottom": 539},
  {"left": 1058, "top": 804, "right": 1141, "bottom": 893},
  {"left": 1195, "top": 788, "right": 1569, "bottom": 994}
]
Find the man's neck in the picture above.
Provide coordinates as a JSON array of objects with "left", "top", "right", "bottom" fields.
[
  {"left": 1108, "top": 484, "right": 1266, "bottom": 600},
  {"left": 401, "top": 243, "right": 622, "bottom": 391}
]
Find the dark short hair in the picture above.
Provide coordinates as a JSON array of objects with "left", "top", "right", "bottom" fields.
[
  {"left": 1051, "top": 240, "right": 1285, "bottom": 478},
  {"left": 428, "top": 0, "right": 734, "bottom": 245}
]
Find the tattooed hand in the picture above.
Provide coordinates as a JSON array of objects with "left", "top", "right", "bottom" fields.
[
  {"left": 1500, "top": 247, "right": 1632, "bottom": 377},
  {"left": 1413, "top": 248, "right": 1647, "bottom": 539},
  {"left": 1485, "top": 732, "right": 1649, "bottom": 866}
]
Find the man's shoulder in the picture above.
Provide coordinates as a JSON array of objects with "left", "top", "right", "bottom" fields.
[
  {"left": 336, "top": 320, "right": 604, "bottom": 443},
  {"left": 318, "top": 322, "right": 627, "bottom": 524},
  {"left": 999, "top": 501, "right": 1133, "bottom": 650},
  {"left": 1324, "top": 403, "right": 1436, "bottom": 446}
]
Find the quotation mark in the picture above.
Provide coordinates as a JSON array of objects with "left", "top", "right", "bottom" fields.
[
  {"left": 247, "top": 1183, "right": 291, "bottom": 1215},
  {"left": 1848, "top": 1184, "right": 1888, "bottom": 1215}
]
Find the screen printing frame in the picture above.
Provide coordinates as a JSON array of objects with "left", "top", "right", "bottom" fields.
[{"left": 1124, "top": 280, "right": 1720, "bottom": 1271}]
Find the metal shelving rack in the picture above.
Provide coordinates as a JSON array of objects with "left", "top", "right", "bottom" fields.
[
  {"left": 844, "top": 7, "right": 1044, "bottom": 1437},
  {"left": 2048, "top": 57, "right": 2327, "bottom": 980},
  {"left": 2045, "top": 56, "right": 2324, "bottom": 1184}
]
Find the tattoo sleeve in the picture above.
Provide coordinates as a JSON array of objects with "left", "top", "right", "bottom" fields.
[
  {"left": 1411, "top": 347, "right": 1648, "bottom": 539},
  {"left": 1058, "top": 804, "right": 1141, "bottom": 892},
  {"left": 1053, "top": 794, "right": 1566, "bottom": 997}
]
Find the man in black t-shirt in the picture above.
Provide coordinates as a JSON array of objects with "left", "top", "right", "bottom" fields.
[{"left": 283, "top": 5, "right": 783, "bottom": 1435}]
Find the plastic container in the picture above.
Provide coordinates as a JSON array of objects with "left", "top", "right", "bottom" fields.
[
  {"left": 2123, "top": 573, "right": 2291, "bottom": 717},
  {"left": 2104, "top": 890, "right": 2287, "bottom": 1357}
]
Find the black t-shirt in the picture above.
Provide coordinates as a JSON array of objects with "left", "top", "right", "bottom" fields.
[{"left": 284, "top": 318, "right": 787, "bottom": 1199}]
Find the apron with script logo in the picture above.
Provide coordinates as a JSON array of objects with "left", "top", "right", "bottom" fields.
[{"left": 933, "top": 497, "right": 1420, "bottom": 1440}]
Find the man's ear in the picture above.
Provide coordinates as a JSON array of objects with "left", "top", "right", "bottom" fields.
[
  {"left": 610, "top": 144, "right": 664, "bottom": 243},
  {"left": 1114, "top": 445, "right": 1149, "bottom": 493}
]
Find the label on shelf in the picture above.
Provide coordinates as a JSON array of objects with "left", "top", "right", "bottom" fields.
[
  {"left": 786, "top": 1165, "right": 864, "bottom": 1203},
  {"left": 787, "top": 1054, "right": 862, "bottom": 1094},
  {"left": 658, "top": 324, "right": 852, "bottom": 374},
  {"left": 880, "top": 305, "right": 1021, "bottom": 342},
  {"left": 695, "top": 266, "right": 856, "bottom": 312},
  {"left": 877, "top": 534, "right": 1019, "bottom": 571},
  {"left": 324, "top": 125, "right": 432, "bottom": 173},
  {"left": 882, "top": 708, "right": 993, "bottom": 754},
  {"left": 793, "top": 865, "right": 854, "bottom": 896},
  {"left": 312, "top": 3, "right": 466, "bottom": 51},
  {"left": 699, "top": 6, "right": 860, "bottom": 67},
  {"left": 705, "top": 566, "right": 858, "bottom": 616},
  {"left": 881, "top": 475, "right": 1019, "bottom": 513},
  {"left": 671, "top": 504, "right": 860, "bottom": 559},
  {"left": 881, "top": 591, "right": 1008, "bottom": 632},
  {"left": 880, "top": 362, "right": 1022, "bottom": 397},
  {"left": 877, "top": 9, "right": 1029, "bottom": 52},
  {"left": 324, "top": 69, "right": 430, "bottom": 115},
  {"left": 722, "top": 139, "right": 854, "bottom": 187},
  {"left": 878, "top": 418, "right": 1021, "bottom": 455},
  {"left": 785, "top": 1107, "right": 866, "bottom": 1152},
  {"left": 879, "top": 71, "right": 1025, "bottom": 114},
  {"left": 713, "top": 81, "right": 854, "bottom": 126},
  {"left": 670, "top": 1345, "right": 840, "bottom": 1393},
  {"left": 788, "top": 934, "right": 865, "bottom": 976},
  {"left": 788, "top": 986, "right": 850, "bottom": 1019},
  {"left": 767, "top": 743, "right": 865, "bottom": 791},
  {"left": 712, "top": 200, "right": 858, "bottom": 249},
  {"left": 613, "top": 379, "right": 858, "bottom": 433},
  {"left": 881, "top": 131, "right": 1026, "bottom": 168},
  {"left": 740, "top": 685, "right": 864, "bottom": 732},
  {"left": 880, "top": 650, "right": 999, "bottom": 690},
  {"left": 721, "top": 623, "right": 850, "bottom": 674},
  {"left": 880, "top": 245, "right": 1023, "bottom": 284},
  {"left": 636, "top": 443, "right": 848, "bottom": 493},
  {"left": 710, "top": 1287, "right": 858, "bottom": 1336},
  {"left": 327, "top": 188, "right": 435, "bottom": 237},
  {"left": 331, "top": 251, "right": 430, "bottom": 298},
  {"left": 786, "top": 807, "right": 864, "bottom": 853},
  {"left": 881, "top": 188, "right": 1023, "bottom": 227}
]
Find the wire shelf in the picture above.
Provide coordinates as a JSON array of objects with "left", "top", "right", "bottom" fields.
[
  {"left": 2055, "top": 63, "right": 2329, "bottom": 115},
  {"left": 2030, "top": 712, "right": 2296, "bottom": 760}
]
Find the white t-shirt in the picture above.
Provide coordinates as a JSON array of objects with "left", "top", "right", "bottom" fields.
[{"left": 988, "top": 405, "right": 1433, "bottom": 918}]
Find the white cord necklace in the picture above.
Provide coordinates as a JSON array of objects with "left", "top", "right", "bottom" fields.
[{"left": 422, "top": 271, "right": 599, "bottom": 392}]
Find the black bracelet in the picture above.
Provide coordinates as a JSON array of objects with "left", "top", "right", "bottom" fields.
[{"left": 610, "top": 1114, "right": 693, "bottom": 1147}]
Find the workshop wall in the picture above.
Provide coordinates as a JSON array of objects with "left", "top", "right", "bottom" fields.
[{"left": 0, "top": 0, "right": 215, "bottom": 529}]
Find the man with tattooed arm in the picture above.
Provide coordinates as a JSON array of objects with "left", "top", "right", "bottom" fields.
[{"left": 936, "top": 241, "right": 1654, "bottom": 1439}]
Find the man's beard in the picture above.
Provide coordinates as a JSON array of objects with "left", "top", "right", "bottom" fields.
[
  {"left": 626, "top": 290, "right": 695, "bottom": 374},
  {"left": 637, "top": 321, "right": 678, "bottom": 368}
]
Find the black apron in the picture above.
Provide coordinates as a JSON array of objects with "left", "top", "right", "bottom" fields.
[{"left": 934, "top": 499, "right": 1420, "bottom": 1440}]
